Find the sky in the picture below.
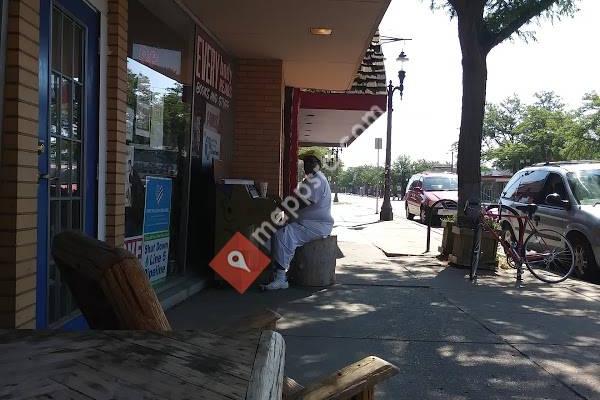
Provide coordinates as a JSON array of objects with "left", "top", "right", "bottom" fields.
[{"left": 341, "top": 0, "right": 600, "bottom": 168}]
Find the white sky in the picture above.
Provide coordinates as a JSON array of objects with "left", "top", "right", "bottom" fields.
[{"left": 341, "top": 0, "right": 600, "bottom": 168}]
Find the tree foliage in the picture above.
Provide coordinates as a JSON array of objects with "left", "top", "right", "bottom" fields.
[
  {"left": 483, "top": 92, "right": 600, "bottom": 171},
  {"left": 337, "top": 155, "right": 447, "bottom": 195},
  {"left": 431, "top": 0, "right": 578, "bottom": 50}
]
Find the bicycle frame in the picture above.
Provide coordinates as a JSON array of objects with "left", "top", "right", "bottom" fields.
[{"left": 479, "top": 205, "right": 544, "bottom": 280}]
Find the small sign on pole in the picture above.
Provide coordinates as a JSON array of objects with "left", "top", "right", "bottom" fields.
[{"left": 375, "top": 138, "right": 382, "bottom": 150}]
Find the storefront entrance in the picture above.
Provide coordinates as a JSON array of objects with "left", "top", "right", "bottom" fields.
[{"left": 37, "top": 0, "right": 99, "bottom": 328}]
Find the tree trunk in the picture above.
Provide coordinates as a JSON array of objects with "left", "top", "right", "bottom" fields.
[{"left": 456, "top": 2, "right": 489, "bottom": 227}]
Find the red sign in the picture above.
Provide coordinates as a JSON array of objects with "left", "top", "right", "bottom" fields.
[
  {"left": 209, "top": 232, "right": 270, "bottom": 294},
  {"left": 124, "top": 235, "right": 143, "bottom": 262}
]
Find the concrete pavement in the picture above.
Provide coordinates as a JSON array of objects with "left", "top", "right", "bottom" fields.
[{"left": 168, "top": 194, "right": 600, "bottom": 399}]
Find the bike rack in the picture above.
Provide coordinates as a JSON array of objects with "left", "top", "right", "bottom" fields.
[{"left": 425, "top": 199, "right": 458, "bottom": 253}]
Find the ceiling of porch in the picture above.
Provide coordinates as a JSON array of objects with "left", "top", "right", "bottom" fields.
[{"left": 179, "top": 0, "right": 391, "bottom": 90}]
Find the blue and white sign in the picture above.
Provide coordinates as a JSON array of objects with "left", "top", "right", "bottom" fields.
[
  {"left": 142, "top": 176, "right": 172, "bottom": 282},
  {"left": 143, "top": 176, "right": 172, "bottom": 234}
]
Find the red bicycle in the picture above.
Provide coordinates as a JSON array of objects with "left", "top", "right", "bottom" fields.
[{"left": 465, "top": 202, "right": 575, "bottom": 284}]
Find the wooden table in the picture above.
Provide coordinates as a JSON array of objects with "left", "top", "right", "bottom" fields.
[{"left": 0, "top": 329, "right": 285, "bottom": 399}]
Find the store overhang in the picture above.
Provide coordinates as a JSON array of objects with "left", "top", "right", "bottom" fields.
[
  {"left": 298, "top": 91, "right": 387, "bottom": 148},
  {"left": 179, "top": 0, "right": 391, "bottom": 90}
]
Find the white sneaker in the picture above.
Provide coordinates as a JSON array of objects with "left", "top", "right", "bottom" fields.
[{"left": 262, "top": 279, "right": 289, "bottom": 291}]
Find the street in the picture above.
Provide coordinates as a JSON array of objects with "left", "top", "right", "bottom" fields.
[{"left": 168, "top": 193, "right": 600, "bottom": 399}]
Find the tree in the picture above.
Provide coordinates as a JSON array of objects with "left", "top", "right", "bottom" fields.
[
  {"left": 392, "top": 155, "right": 413, "bottom": 196},
  {"left": 431, "top": 0, "right": 578, "bottom": 225},
  {"left": 483, "top": 92, "right": 575, "bottom": 171},
  {"left": 562, "top": 92, "right": 600, "bottom": 160}
]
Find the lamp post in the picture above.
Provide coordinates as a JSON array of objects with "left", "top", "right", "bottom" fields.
[{"left": 380, "top": 51, "right": 408, "bottom": 221}]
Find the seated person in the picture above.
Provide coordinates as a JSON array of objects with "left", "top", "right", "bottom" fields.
[{"left": 262, "top": 154, "right": 334, "bottom": 290}]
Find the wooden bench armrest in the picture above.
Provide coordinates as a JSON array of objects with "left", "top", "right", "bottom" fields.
[
  {"left": 285, "top": 356, "right": 398, "bottom": 400},
  {"left": 209, "top": 308, "right": 282, "bottom": 337}
]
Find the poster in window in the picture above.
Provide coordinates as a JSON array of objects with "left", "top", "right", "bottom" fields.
[
  {"left": 202, "top": 103, "right": 221, "bottom": 166},
  {"left": 142, "top": 176, "right": 172, "bottom": 282}
]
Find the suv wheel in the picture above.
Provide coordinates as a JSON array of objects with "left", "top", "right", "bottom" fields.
[
  {"left": 405, "top": 203, "right": 414, "bottom": 220},
  {"left": 571, "top": 235, "right": 600, "bottom": 282}
]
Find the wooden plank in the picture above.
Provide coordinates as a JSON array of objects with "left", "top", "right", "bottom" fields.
[
  {"left": 209, "top": 309, "right": 282, "bottom": 337},
  {"left": 0, "top": 377, "right": 93, "bottom": 400},
  {"left": 162, "top": 330, "right": 262, "bottom": 362},
  {"left": 49, "top": 362, "right": 164, "bottom": 400},
  {"left": 82, "top": 336, "right": 248, "bottom": 399},
  {"left": 291, "top": 356, "right": 398, "bottom": 400},
  {"left": 1, "top": 330, "right": 274, "bottom": 400},
  {"left": 246, "top": 331, "right": 285, "bottom": 400},
  {"left": 106, "top": 331, "right": 255, "bottom": 380},
  {"left": 75, "top": 349, "right": 220, "bottom": 400},
  {"left": 0, "top": 331, "right": 113, "bottom": 366}
]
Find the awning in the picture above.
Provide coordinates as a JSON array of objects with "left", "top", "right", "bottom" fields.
[{"left": 298, "top": 32, "right": 388, "bottom": 148}]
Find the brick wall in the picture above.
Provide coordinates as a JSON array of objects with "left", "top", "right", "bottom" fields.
[
  {"left": 232, "top": 59, "right": 284, "bottom": 196},
  {"left": 105, "top": 0, "right": 127, "bottom": 247},
  {"left": 0, "top": 0, "right": 39, "bottom": 329}
]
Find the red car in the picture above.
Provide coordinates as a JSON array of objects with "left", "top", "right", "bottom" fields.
[{"left": 404, "top": 172, "right": 458, "bottom": 223}]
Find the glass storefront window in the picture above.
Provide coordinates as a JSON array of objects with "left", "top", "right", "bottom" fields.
[{"left": 126, "top": 0, "right": 194, "bottom": 282}]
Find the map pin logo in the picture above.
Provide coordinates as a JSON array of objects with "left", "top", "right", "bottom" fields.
[{"left": 227, "top": 250, "right": 251, "bottom": 272}]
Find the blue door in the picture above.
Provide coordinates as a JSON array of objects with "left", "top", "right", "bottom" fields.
[{"left": 37, "top": 0, "right": 99, "bottom": 329}]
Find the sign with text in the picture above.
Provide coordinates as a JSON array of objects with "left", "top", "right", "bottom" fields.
[
  {"left": 142, "top": 176, "right": 172, "bottom": 282},
  {"left": 195, "top": 27, "right": 232, "bottom": 110}
]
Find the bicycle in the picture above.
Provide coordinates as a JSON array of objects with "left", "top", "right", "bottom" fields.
[{"left": 465, "top": 201, "right": 575, "bottom": 284}]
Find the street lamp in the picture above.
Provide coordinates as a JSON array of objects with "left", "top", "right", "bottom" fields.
[{"left": 380, "top": 51, "right": 408, "bottom": 221}]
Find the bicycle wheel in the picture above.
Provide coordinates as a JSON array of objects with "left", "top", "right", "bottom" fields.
[{"left": 523, "top": 229, "right": 575, "bottom": 283}]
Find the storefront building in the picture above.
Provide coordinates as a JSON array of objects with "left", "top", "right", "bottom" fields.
[{"left": 0, "top": 0, "right": 390, "bottom": 329}]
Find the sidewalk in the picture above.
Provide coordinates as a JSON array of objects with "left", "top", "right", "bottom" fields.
[{"left": 167, "top": 194, "right": 600, "bottom": 399}]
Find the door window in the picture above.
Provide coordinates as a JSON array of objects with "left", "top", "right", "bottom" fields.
[
  {"left": 48, "top": 7, "right": 86, "bottom": 323},
  {"left": 540, "top": 173, "right": 569, "bottom": 204}
]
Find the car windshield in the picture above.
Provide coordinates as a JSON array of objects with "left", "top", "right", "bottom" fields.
[
  {"left": 567, "top": 169, "right": 600, "bottom": 205},
  {"left": 423, "top": 176, "right": 458, "bottom": 191}
]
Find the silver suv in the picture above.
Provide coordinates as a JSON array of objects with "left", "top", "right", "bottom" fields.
[{"left": 499, "top": 162, "right": 600, "bottom": 282}]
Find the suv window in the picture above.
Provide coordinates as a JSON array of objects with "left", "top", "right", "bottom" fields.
[
  {"left": 512, "top": 170, "right": 550, "bottom": 204},
  {"left": 540, "top": 173, "right": 569, "bottom": 204},
  {"left": 567, "top": 169, "right": 600, "bottom": 205},
  {"left": 502, "top": 172, "right": 524, "bottom": 200}
]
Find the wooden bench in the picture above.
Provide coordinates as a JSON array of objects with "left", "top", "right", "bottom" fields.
[
  {"left": 52, "top": 231, "right": 398, "bottom": 400},
  {"left": 52, "top": 230, "right": 282, "bottom": 332},
  {"left": 288, "top": 235, "right": 337, "bottom": 287}
]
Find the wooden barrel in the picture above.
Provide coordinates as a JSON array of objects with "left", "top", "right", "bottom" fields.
[{"left": 288, "top": 236, "right": 337, "bottom": 287}]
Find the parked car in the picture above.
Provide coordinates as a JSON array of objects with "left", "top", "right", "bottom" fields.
[
  {"left": 405, "top": 172, "right": 458, "bottom": 224},
  {"left": 498, "top": 161, "right": 600, "bottom": 281}
]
